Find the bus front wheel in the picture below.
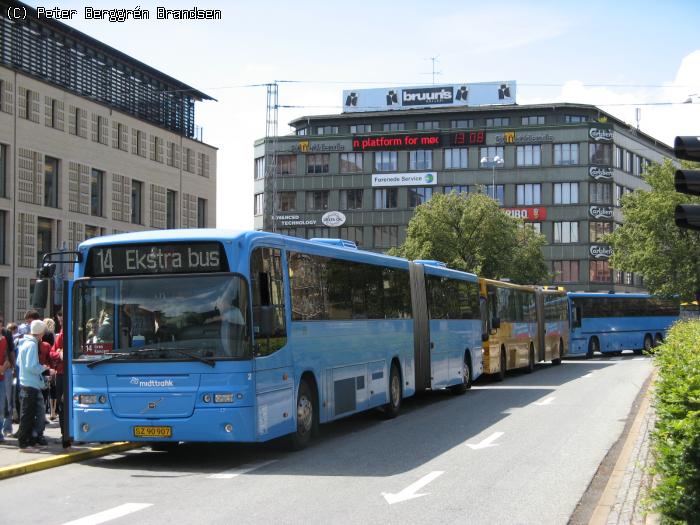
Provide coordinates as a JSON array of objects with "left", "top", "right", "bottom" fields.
[
  {"left": 496, "top": 347, "right": 507, "bottom": 382},
  {"left": 382, "top": 362, "right": 402, "bottom": 419},
  {"left": 288, "top": 380, "right": 316, "bottom": 450},
  {"left": 587, "top": 337, "right": 599, "bottom": 359},
  {"left": 449, "top": 353, "right": 472, "bottom": 395}
]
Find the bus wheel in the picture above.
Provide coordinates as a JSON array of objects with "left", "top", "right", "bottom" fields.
[
  {"left": 288, "top": 380, "right": 315, "bottom": 450},
  {"left": 382, "top": 363, "right": 403, "bottom": 419},
  {"left": 527, "top": 344, "right": 535, "bottom": 373},
  {"left": 449, "top": 353, "right": 472, "bottom": 395},
  {"left": 654, "top": 333, "right": 663, "bottom": 347},
  {"left": 586, "top": 337, "right": 599, "bottom": 359},
  {"left": 496, "top": 347, "right": 507, "bottom": 382},
  {"left": 552, "top": 340, "right": 563, "bottom": 366},
  {"left": 635, "top": 334, "right": 653, "bottom": 356}
]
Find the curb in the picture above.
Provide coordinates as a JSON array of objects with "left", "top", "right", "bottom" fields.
[
  {"left": 588, "top": 370, "right": 657, "bottom": 524},
  {"left": 0, "top": 442, "right": 142, "bottom": 480}
]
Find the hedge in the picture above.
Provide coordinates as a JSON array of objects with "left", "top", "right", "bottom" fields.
[{"left": 649, "top": 320, "right": 700, "bottom": 523}]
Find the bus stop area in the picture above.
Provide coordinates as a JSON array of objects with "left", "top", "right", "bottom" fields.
[{"left": 0, "top": 420, "right": 138, "bottom": 480}]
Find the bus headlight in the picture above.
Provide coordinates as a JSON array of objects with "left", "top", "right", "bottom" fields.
[
  {"left": 202, "top": 394, "right": 212, "bottom": 403},
  {"left": 98, "top": 395, "right": 107, "bottom": 404},
  {"left": 214, "top": 393, "right": 234, "bottom": 403}
]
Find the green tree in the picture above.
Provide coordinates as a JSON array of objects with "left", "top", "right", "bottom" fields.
[
  {"left": 389, "top": 192, "right": 548, "bottom": 283},
  {"left": 606, "top": 159, "right": 700, "bottom": 303}
]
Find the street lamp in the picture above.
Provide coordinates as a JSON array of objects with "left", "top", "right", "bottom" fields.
[{"left": 480, "top": 155, "right": 504, "bottom": 202}]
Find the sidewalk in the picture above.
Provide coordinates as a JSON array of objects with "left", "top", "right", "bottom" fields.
[{"left": 0, "top": 418, "right": 139, "bottom": 480}]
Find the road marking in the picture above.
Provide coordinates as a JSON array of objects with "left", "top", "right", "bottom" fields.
[
  {"left": 632, "top": 357, "right": 645, "bottom": 361},
  {"left": 382, "top": 471, "right": 444, "bottom": 504},
  {"left": 466, "top": 431, "right": 504, "bottom": 450},
  {"left": 472, "top": 385, "right": 559, "bottom": 390},
  {"left": 208, "top": 459, "right": 278, "bottom": 479},
  {"left": 582, "top": 373, "right": 593, "bottom": 378},
  {"left": 62, "top": 503, "right": 152, "bottom": 525},
  {"left": 534, "top": 396, "right": 555, "bottom": 406}
]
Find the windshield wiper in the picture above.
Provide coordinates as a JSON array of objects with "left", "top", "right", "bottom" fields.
[
  {"left": 130, "top": 346, "right": 216, "bottom": 368},
  {"left": 86, "top": 352, "right": 130, "bottom": 368}
]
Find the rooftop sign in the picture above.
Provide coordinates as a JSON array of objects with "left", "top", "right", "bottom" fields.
[{"left": 342, "top": 81, "right": 517, "bottom": 113}]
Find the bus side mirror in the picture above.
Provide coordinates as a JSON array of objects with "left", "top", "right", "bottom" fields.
[
  {"left": 492, "top": 317, "right": 501, "bottom": 330},
  {"left": 31, "top": 279, "right": 49, "bottom": 309},
  {"left": 255, "top": 306, "right": 275, "bottom": 338}
]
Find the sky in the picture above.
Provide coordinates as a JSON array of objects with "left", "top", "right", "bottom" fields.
[{"left": 23, "top": 0, "right": 700, "bottom": 229}]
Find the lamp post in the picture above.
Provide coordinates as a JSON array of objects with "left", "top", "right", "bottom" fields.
[{"left": 480, "top": 155, "right": 504, "bottom": 202}]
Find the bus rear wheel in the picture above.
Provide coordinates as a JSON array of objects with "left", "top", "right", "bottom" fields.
[
  {"left": 496, "top": 347, "right": 507, "bottom": 382},
  {"left": 381, "top": 363, "right": 402, "bottom": 419},
  {"left": 449, "top": 353, "right": 472, "bottom": 395},
  {"left": 287, "top": 380, "right": 316, "bottom": 450},
  {"left": 654, "top": 333, "right": 664, "bottom": 347},
  {"left": 587, "top": 337, "right": 599, "bottom": 359},
  {"left": 552, "top": 340, "right": 563, "bottom": 366},
  {"left": 527, "top": 344, "right": 535, "bottom": 373},
  {"left": 635, "top": 334, "right": 653, "bottom": 355}
]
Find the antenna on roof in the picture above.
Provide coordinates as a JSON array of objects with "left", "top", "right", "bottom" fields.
[
  {"left": 423, "top": 56, "right": 442, "bottom": 85},
  {"left": 635, "top": 107, "right": 641, "bottom": 130}
]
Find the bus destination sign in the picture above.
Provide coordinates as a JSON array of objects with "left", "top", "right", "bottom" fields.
[{"left": 86, "top": 243, "right": 226, "bottom": 277}]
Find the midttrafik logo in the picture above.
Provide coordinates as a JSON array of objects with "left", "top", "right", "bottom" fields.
[{"left": 129, "top": 377, "right": 174, "bottom": 387}]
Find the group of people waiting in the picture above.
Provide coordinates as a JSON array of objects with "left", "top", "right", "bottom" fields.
[{"left": 0, "top": 309, "right": 66, "bottom": 452}]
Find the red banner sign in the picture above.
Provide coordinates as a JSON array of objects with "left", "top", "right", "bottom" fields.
[{"left": 503, "top": 207, "right": 547, "bottom": 221}]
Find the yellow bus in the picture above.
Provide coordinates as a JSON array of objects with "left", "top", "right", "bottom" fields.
[{"left": 535, "top": 287, "right": 569, "bottom": 366}]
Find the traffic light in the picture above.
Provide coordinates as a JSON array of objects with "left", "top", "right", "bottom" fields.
[{"left": 674, "top": 136, "right": 700, "bottom": 230}]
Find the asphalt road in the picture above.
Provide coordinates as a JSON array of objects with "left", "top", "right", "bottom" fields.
[{"left": 4, "top": 355, "right": 652, "bottom": 525}]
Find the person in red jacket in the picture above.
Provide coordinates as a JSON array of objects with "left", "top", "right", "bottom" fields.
[{"left": 49, "top": 324, "right": 67, "bottom": 447}]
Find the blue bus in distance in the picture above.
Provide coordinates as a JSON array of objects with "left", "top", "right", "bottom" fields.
[
  {"left": 567, "top": 292, "right": 679, "bottom": 357},
  {"left": 42, "top": 230, "right": 483, "bottom": 449}
]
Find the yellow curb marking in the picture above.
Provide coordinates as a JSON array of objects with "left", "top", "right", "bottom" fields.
[{"left": 0, "top": 442, "right": 142, "bottom": 480}]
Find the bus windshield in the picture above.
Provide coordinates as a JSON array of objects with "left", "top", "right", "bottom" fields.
[{"left": 73, "top": 274, "right": 251, "bottom": 361}]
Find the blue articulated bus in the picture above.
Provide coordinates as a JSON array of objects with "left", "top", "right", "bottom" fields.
[
  {"left": 567, "top": 292, "right": 680, "bottom": 357},
  {"left": 38, "top": 230, "right": 482, "bottom": 448}
]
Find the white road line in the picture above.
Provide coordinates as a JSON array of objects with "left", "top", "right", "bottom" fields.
[
  {"left": 62, "top": 503, "right": 152, "bottom": 525},
  {"left": 382, "top": 471, "right": 444, "bottom": 504},
  {"left": 467, "top": 431, "right": 504, "bottom": 450},
  {"left": 472, "top": 385, "right": 559, "bottom": 390},
  {"left": 208, "top": 459, "right": 278, "bottom": 479},
  {"left": 632, "top": 357, "right": 645, "bottom": 361},
  {"left": 582, "top": 373, "right": 593, "bottom": 378},
  {"left": 534, "top": 396, "right": 556, "bottom": 406}
]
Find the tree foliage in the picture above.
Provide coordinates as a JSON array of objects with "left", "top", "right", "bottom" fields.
[
  {"left": 606, "top": 159, "right": 700, "bottom": 302},
  {"left": 389, "top": 192, "right": 548, "bottom": 284}
]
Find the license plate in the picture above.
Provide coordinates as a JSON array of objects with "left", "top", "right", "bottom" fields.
[{"left": 133, "top": 426, "right": 172, "bottom": 438}]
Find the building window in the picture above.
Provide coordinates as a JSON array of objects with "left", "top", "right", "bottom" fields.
[
  {"left": 614, "top": 146, "right": 623, "bottom": 169},
  {"left": 590, "top": 260, "right": 612, "bottom": 283},
  {"left": 255, "top": 157, "right": 265, "bottom": 180},
  {"left": 90, "top": 169, "right": 103, "bottom": 217},
  {"left": 484, "top": 185, "right": 505, "bottom": 205},
  {"left": 553, "top": 182, "right": 579, "bottom": 204},
  {"left": 554, "top": 143, "right": 579, "bottom": 165},
  {"left": 0, "top": 144, "right": 7, "bottom": 198},
  {"left": 136, "top": 130, "right": 145, "bottom": 157},
  {"left": 516, "top": 145, "right": 541, "bottom": 166},
  {"left": 296, "top": 127, "right": 308, "bottom": 136},
  {"left": 485, "top": 117, "right": 510, "bottom": 127},
  {"left": 516, "top": 184, "right": 541, "bottom": 205},
  {"left": 85, "top": 225, "right": 100, "bottom": 239},
  {"left": 443, "top": 185, "right": 469, "bottom": 195},
  {"left": 277, "top": 155, "right": 296, "bottom": 176},
  {"left": 350, "top": 124, "right": 372, "bottom": 133},
  {"left": 340, "top": 152, "right": 363, "bottom": 173},
  {"left": 633, "top": 155, "right": 642, "bottom": 176},
  {"left": 197, "top": 198, "right": 207, "bottom": 228},
  {"left": 521, "top": 115, "right": 545, "bottom": 126},
  {"left": 152, "top": 136, "right": 163, "bottom": 163},
  {"left": 131, "top": 180, "right": 143, "bottom": 224},
  {"left": 166, "top": 190, "right": 177, "bottom": 229},
  {"left": 417, "top": 121, "right": 440, "bottom": 130},
  {"left": 37, "top": 217, "right": 53, "bottom": 268},
  {"left": 375, "top": 151, "right": 398, "bottom": 172},
  {"left": 450, "top": 119, "right": 473, "bottom": 129},
  {"left": 315, "top": 125, "right": 338, "bottom": 135},
  {"left": 276, "top": 191, "right": 296, "bottom": 212},
  {"left": 565, "top": 115, "right": 587, "bottom": 123},
  {"left": 553, "top": 221, "right": 579, "bottom": 243},
  {"left": 589, "top": 143, "right": 612, "bottom": 165},
  {"left": 409, "top": 187, "right": 433, "bottom": 207},
  {"left": 24, "top": 89, "right": 33, "bottom": 119},
  {"left": 589, "top": 221, "right": 613, "bottom": 242},
  {"left": 444, "top": 148, "right": 468, "bottom": 169},
  {"left": 44, "top": 156, "right": 59, "bottom": 208},
  {"left": 382, "top": 122, "right": 405, "bottom": 132},
  {"left": 306, "top": 154, "right": 330, "bottom": 174},
  {"left": 409, "top": 150, "right": 432, "bottom": 170},
  {"left": 306, "top": 227, "right": 331, "bottom": 239},
  {"left": 306, "top": 191, "right": 329, "bottom": 211},
  {"left": 117, "top": 123, "right": 127, "bottom": 151},
  {"left": 96, "top": 116, "right": 106, "bottom": 144},
  {"left": 339, "top": 226, "right": 363, "bottom": 247},
  {"left": 340, "top": 189, "right": 363, "bottom": 210},
  {"left": 624, "top": 150, "right": 632, "bottom": 173},
  {"left": 0, "top": 211, "right": 5, "bottom": 264},
  {"left": 479, "top": 147, "right": 505, "bottom": 167},
  {"left": 590, "top": 182, "right": 612, "bottom": 204},
  {"left": 254, "top": 193, "right": 264, "bottom": 216},
  {"left": 524, "top": 222, "right": 542, "bottom": 234},
  {"left": 374, "top": 225, "right": 398, "bottom": 248},
  {"left": 374, "top": 188, "right": 398, "bottom": 209},
  {"left": 553, "top": 261, "right": 579, "bottom": 283}
]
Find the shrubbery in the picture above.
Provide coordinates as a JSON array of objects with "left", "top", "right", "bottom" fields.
[{"left": 649, "top": 320, "right": 700, "bottom": 522}]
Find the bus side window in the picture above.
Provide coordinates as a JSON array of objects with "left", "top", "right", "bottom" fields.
[
  {"left": 251, "top": 247, "right": 287, "bottom": 356},
  {"left": 573, "top": 305, "right": 582, "bottom": 328}
]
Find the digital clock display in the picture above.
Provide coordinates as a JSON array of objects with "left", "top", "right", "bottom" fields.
[{"left": 450, "top": 131, "right": 486, "bottom": 146}]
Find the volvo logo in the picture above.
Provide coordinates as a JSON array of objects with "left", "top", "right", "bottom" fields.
[{"left": 141, "top": 397, "right": 164, "bottom": 414}]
